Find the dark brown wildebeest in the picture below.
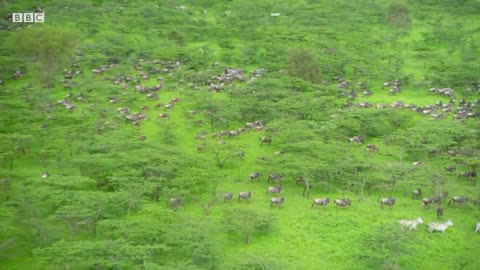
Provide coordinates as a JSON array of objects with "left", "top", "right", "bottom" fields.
[
  {"left": 445, "top": 166, "right": 456, "bottom": 172},
  {"left": 334, "top": 198, "right": 351, "bottom": 207},
  {"left": 224, "top": 192, "right": 233, "bottom": 202},
  {"left": 366, "top": 144, "right": 378, "bottom": 152},
  {"left": 268, "top": 173, "right": 283, "bottom": 183},
  {"left": 169, "top": 197, "right": 182, "bottom": 210},
  {"left": 238, "top": 191, "right": 251, "bottom": 201},
  {"left": 422, "top": 197, "right": 433, "bottom": 207},
  {"left": 138, "top": 135, "right": 146, "bottom": 141},
  {"left": 412, "top": 188, "right": 422, "bottom": 199},
  {"left": 259, "top": 136, "right": 272, "bottom": 144},
  {"left": 436, "top": 207, "right": 443, "bottom": 220},
  {"left": 249, "top": 172, "right": 263, "bottom": 180},
  {"left": 380, "top": 197, "right": 396, "bottom": 209},
  {"left": 164, "top": 103, "right": 174, "bottom": 110},
  {"left": 460, "top": 171, "right": 477, "bottom": 178},
  {"left": 158, "top": 113, "right": 170, "bottom": 119},
  {"left": 448, "top": 196, "right": 468, "bottom": 206},
  {"left": 270, "top": 197, "right": 284, "bottom": 208},
  {"left": 312, "top": 198, "right": 329, "bottom": 207},
  {"left": 266, "top": 185, "right": 282, "bottom": 195}
]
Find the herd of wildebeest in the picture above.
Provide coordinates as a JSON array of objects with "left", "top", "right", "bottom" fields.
[{"left": 2, "top": 50, "right": 479, "bottom": 235}]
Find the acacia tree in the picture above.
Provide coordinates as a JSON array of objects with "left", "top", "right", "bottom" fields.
[
  {"left": 223, "top": 208, "right": 274, "bottom": 245},
  {"left": 10, "top": 26, "right": 79, "bottom": 87}
]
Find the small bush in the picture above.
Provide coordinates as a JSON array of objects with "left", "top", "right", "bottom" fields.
[{"left": 387, "top": 0, "right": 411, "bottom": 29}]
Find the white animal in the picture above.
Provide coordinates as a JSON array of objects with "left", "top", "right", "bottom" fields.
[
  {"left": 475, "top": 222, "right": 480, "bottom": 233},
  {"left": 428, "top": 220, "right": 454, "bottom": 234},
  {"left": 399, "top": 217, "right": 423, "bottom": 231}
]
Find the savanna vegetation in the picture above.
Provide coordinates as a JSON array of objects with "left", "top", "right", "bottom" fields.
[{"left": 0, "top": 0, "right": 479, "bottom": 269}]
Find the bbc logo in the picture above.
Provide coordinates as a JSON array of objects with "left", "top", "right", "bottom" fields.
[{"left": 12, "top": 13, "right": 45, "bottom": 23}]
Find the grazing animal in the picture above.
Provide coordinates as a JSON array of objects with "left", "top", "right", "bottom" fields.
[
  {"left": 412, "top": 188, "right": 422, "bottom": 199},
  {"left": 475, "top": 222, "right": 480, "bottom": 233},
  {"left": 138, "top": 135, "right": 147, "bottom": 141},
  {"left": 422, "top": 197, "right": 433, "bottom": 207},
  {"left": 445, "top": 166, "right": 457, "bottom": 173},
  {"left": 349, "top": 136, "right": 364, "bottom": 143},
  {"left": 460, "top": 171, "right": 477, "bottom": 178},
  {"left": 433, "top": 191, "right": 449, "bottom": 203},
  {"left": 366, "top": 144, "right": 378, "bottom": 152},
  {"left": 224, "top": 192, "right": 233, "bottom": 202},
  {"left": 399, "top": 217, "right": 424, "bottom": 231},
  {"left": 312, "top": 198, "right": 330, "bottom": 207},
  {"left": 447, "top": 149, "right": 457, "bottom": 156},
  {"left": 238, "top": 191, "right": 251, "bottom": 201},
  {"left": 259, "top": 136, "right": 272, "bottom": 144},
  {"left": 437, "top": 207, "right": 443, "bottom": 219},
  {"left": 334, "top": 198, "right": 351, "bottom": 207},
  {"left": 295, "top": 176, "right": 304, "bottom": 185},
  {"left": 380, "top": 197, "right": 396, "bottom": 208},
  {"left": 428, "top": 219, "right": 453, "bottom": 234},
  {"left": 249, "top": 172, "right": 263, "bottom": 180},
  {"left": 268, "top": 173, "right": 283, "bottom": 182},
  {"left": 270, "top": 197, "right": 284, "bottom": 208},
  {"left": 448, "top": 196, "right": 468, "bottom": 206},
  {"left": 266, "top": 186, "right": 282, "bottom": 195},
  {"left": 169, "top": 197, "right": 182, "bottom": 210},
  {"left": 41, "top": 171, "right": 49, "bottom": 178}
]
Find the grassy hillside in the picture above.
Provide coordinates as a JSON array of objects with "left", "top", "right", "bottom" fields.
[{"left": 1, "top": 0, "right": 479, "bottom": 269}]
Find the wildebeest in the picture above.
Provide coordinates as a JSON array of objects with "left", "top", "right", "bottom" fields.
[
  {"left": 475, "top": 222, "right": 480, "bottom": 233},
  {"left": 460, "top": 171, "right": 477, "bottom": 178},
  {"left": 295, "top": 176, "right": 304, "bottom": 185},
  {"left": 362, "top": 90, "right": 373, "bottom": 97},
  {"left": 266, "top": 186, "right": 282, "bottom": 195},
  {"left": 259, "top": 136, "right": 272, "bottom": 144},
  {"left": 399, "top": 217, "right": 423, "bottom": 231},
  {"left": 268, "top": 173, "right": 283, "bottom": 183},
  {"left": 158, "top": 113, "right": 170, "bottom": 119},
  {"left": 380, "top": 197, "right": 396, "bottom": 208},
  {"left": 366, "top": 144, "right": 378, "bottom": 152},
  {"left": 447, "top": 149, "right": 457, "bottom": 156},
  {"left": 138, "top": 135, "right": 146, "bottom": 141},
  {"left": 448, "top": 196, "right": 468, "bottom": 206},
  {"left": 357, "top": 102, "right": 372, "bottom": 108},
  {"left": 224, "top": 192, "right": 233, "bottom": 202},
  {"left": 312, "top": 198, "right": 329, "bottom": 207},
  {"left": 334, "top": 198, "right": 351, "bottom": 207},
  {"left": 164, "top": 103, "right": 174, "bottom": 110},
  {"left": 249, "top": 172, "right": 263, "bottom": 180},
  {"left": 238, "top": 191, "right": 251, "bottom": 201},
  {"left": 412, "top": 188, "right": 422, "bottom": 199},
  {"left": 445, "top": 166, "right": 456, "bottom": 172},
  {"left": 437, "top": 207, "right": 443, "bottom": 219},
  {"left": 433, "top": 191, "right": 449, "bottom": 203},
  {"left": 422, "top": 197, "right": 433, "bottom": 207},
  {"left": 41, "top": 171, "right": 49, "bottom": 178},
  {"left": 349, "top": 136, "right": 364, "bottom": 143},
  {"left": 428, "top": 219, "right": 453, "bottom": 234},
  {"left": 169, "top": 197, "right": 182, "bottom": 210},
  {"left": 270, "top": 197, "right": 284, "bottom": 208}
]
